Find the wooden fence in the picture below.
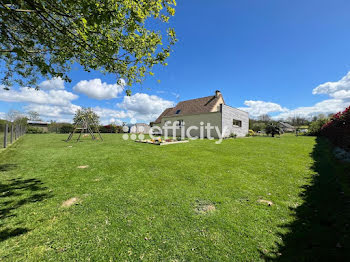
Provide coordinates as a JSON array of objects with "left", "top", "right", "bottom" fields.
[{"left": 2, "top": 123, "right": 26, "bottom": 148}]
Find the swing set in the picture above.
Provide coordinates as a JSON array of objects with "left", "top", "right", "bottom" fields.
[{"left": 66, "top": 116, "right": 103, "bottom": 142}]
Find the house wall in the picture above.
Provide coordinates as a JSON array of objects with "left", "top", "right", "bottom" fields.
[
  {"left": 157, "top": 112, "right": 222, "bottom": 138},
  {"left": 210, "top": 96, "right": 225, "bottom": 112},
  {"left": 221, "top": 105, "right": 249, "bottom": 137}
]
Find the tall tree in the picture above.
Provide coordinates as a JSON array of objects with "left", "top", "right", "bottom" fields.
[
  {"left": 0, "top": 0, "right": 177, "bottom": 92},
  {"left": 258, "top": 114, "right": 271, "bottom": 122},
  {"left": 73, "top": 107, "right": 99, "bottom": 125},
  {"left": 27, "top": 110, "right": 41, "bottom": 121},
  {"left": 6, "top": 109, "right": 23, "bottom": 122}
]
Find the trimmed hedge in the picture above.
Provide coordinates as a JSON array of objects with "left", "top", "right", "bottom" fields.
[{"left": 321, "top": 106, "right": 350, "bottom": 150}]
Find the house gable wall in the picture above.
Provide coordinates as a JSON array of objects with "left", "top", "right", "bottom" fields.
[
  {"left": 210, "top": 96, "right": 225, "bottom": 112},
  {"left": 221, "top": 105, "right": 249, "bottom": 137},
  {"left": 158, "top": 112, "right": 222, "bottom": 138}
]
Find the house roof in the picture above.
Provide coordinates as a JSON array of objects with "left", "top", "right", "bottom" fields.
[
  {"left": 27, "top": 120, "right": 50, "bottom": 125},
  {"left": 154, "top": 92, "right": 224, "bottom": 123},
  {"left": 279, "top": 122, "right": 295, "bottom": 129}
]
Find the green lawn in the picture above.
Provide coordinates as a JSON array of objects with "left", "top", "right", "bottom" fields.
[{"left": 0, "top": 134, "right": 349, "bottom": 261}]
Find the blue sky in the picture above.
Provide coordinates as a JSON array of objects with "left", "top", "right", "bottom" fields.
[{"left": 1, "top": 0, "right": 350, "bottom": 124}]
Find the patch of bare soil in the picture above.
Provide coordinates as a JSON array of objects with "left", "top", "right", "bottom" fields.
[
  {"left": 61, "top": 197, "right": 80, "bottom": 207},
  {"left": 257, "top": 199, "right": 274, "bottom": 206},
  {"left": 194, "top": 200, "right": 216, "bottom": 214},
  {"left": 77, "top": 165, "right": 89, "bottom": 169}
]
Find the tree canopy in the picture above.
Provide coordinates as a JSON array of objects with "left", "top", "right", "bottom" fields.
[
  {"left": 0, "top": 0, "right": 177, "bottom": 91},
  {"left": 73, "top": 107, "right": 99, "bottom": 125}
]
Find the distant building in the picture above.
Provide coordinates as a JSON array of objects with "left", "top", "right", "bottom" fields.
[
  {"left": 27, "top": 120, "right": 50, "bottom": 132},
  {"left": 279, "top": 122, "right": 296, "bottom": 133},
  {"left": 130, "top": 123, "right": 150, "bottom": 134}
]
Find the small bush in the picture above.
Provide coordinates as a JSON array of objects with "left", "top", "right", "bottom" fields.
[
  {"left": 59, "top": 124, "right": 74, "bottom": 133},
  {"left": 229, "top": 133, "right": 237, "bottom": 139},
  {"left": 99, "top": 125, "right": 118, "bottom": 133},
  {"left": 307, "top": 118, "right": 328, "bottom": 136},
  {"left": 265, "top": 123, "right": 280, "bottom": 137},
  {"left": 27, "top": 127, "right": 44, "bottom": 134}
]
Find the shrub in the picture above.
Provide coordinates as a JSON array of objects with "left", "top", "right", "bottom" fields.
[
  {"left": 27, "top": 127, "right": 44, "bottom": 134},
  {"left": 265, "top": 123, "right": 280, "bottom": 137},
  {"left": 59, "top": 124, "right": 74, "bottom": 133},
  {"left": 229, "top": 133, "right": 237, "bottom": 139},
  {"left": 99, "top": 125, "right": 118, "bottom": 133},
  {"left": 321, "top": 105, "right": 350, "bottom": 150},
  {"left": 307, "top": 118, "right": 328, "bottom": 136},
  {"left": 251, "top": 122, "right": 266, "bottom": 132}
]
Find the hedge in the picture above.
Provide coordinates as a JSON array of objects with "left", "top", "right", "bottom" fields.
[{"left": 321, "top": 105, "right": 350, "bottom": 150}]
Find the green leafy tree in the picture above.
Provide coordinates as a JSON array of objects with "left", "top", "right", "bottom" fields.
[
  {"left": 308, "top": 118, "right": 329, "bottom": 136},
  {"left": 251, "top": 122, "right": 266, "bottom": 132},
  {"left": 0, "top": 0, "right": 177, "bottom": 92},
  {"left": 73, "top": 107, "right": 99, "bottom": 126},
  {"left": 265, "top": 122, "right": 280, "bottom": 137}
]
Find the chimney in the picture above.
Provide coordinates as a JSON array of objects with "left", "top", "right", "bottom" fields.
[{"left": 215, "top": 90, "right": 221, "bottom": 97}]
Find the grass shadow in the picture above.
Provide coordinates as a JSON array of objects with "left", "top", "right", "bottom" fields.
[
  {"left": 0, "top": 164, "right": 17, "bottom": 172},
  {"left": 0, "top": 174, "right": 52, "bottom": 242},
  {"left": 260, "top": 137, "right": 350, "bottom": 261}
]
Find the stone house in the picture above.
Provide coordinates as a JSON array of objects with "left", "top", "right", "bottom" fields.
[{"left": 151, "top": 91, "right": 249, "bottom": 138}]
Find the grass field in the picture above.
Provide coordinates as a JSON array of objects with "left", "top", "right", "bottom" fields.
[{"left": 0, "top": 134, "right": 349, "bottom": 261}]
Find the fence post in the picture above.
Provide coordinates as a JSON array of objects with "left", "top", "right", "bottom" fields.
[
  {"left": 3, "top": 124, "right": 8, "bottom": 148},
  {"left": 14, "top": 125, "right": 17, "bottom": 140},
  {"left": 11, "top": 124, "right": 13, "bottom": 144}
]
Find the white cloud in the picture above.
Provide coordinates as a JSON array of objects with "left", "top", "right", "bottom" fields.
[
  {"left": 24, "top": 104, "right": 81, "bottom": 123},
  {"left": 330, "top": 90, "right": 350, "bottom": 100},
  {"left": 39, "top": 77, "right": 65, "bottom": 90},
  {"left": 117, "top": 93, "right": 174, "bottom": 122},
  {"left": 242, "top": 71, "right": 350, "bottom": 120},
  {"left": 93, "top": 106, "right": 132, "bottom": 119},
  {"left": 313, "top": 71, "right": 350, "bottom": 96},
  {"left": 0, "top": 87, "right": 78, "bottom": 106},
  {"left": 274, "top": 99, "right": 348, "bottom": 119},
  {"left": 73, "top": 79, "right": 124, "bottom": 100},
  {"left": 238, "top": 100, "right": 288, "bottom": 118}
]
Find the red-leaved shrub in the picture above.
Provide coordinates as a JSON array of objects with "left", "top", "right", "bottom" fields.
[{"left": 321, "top": 105, "right": 350, "bottom": 150}]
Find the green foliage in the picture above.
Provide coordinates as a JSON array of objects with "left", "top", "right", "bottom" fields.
[
  {"left": 308, "top": 118, "right": 329, "bottom": 136},
  {"left": 265, "top": 122, "right": 281, "bottom": 137},
  {"left": 27, "top": 126, "right": 44, "bottom": 134},
  {"left": 229, "top": 132, "right": 237, "bottom": 138},
  {"left": 59, "top": 123, "right": 74, "bottom": 133},
  {"left": 99, "top": 125, "right": 119, "bottom": 133},
  {"left": 73, "top": 108, "right": 99, "bottom": 125},
  {"left": 0, "top": 0, "right": 177, "bottom": 90},
  {"left": 251, "top": 122, "right": 266, "bottom": 132}
]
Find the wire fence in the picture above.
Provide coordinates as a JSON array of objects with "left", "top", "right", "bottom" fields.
[{"left": 0, "top": 123, "right": 26, "bottom": 149}]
